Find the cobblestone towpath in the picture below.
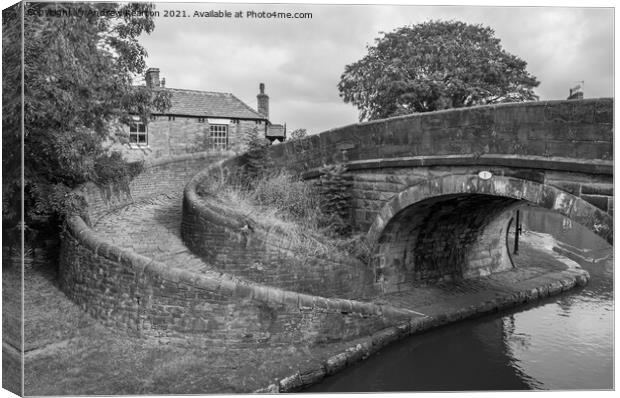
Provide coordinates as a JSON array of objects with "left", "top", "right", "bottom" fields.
[
  {"left": 94, "top": 191, "right": 217, "bottom": 275},
  {"left": 8, "top": 187, "right": 591, "bottom": 395}
]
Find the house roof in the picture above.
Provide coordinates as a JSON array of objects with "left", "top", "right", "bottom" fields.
[{"left": 154, "top": 87, "right": 268, "bottom": 120}]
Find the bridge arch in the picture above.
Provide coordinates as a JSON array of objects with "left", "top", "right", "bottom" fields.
[{"left": 366, "top": 174, "right": 612, "bottom": 292}]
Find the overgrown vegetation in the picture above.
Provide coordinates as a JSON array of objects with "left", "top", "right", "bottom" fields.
[{"left": 198, "top": 133, "right": 369, "bottom": 261}]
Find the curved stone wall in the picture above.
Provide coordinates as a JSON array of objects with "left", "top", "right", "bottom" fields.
[
  {"left": 181, "top": 160, "right": 378, "bottom": 300},
  {"left": 59, "top": 152, "right": 415, "bottom": 347}
]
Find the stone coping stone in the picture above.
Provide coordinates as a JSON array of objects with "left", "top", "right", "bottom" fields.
[{"left": 304, "top": 154, "right": 613, "bottom": 178}]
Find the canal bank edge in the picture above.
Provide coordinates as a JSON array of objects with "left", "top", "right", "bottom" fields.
[{"left": 256, "top": 267, "right": 589, "bottom": 393}]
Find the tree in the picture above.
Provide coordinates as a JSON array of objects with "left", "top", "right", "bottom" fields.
[
  {"left": 2, "top": 2, "right": 170, "bottom": 232},
  {"left": 289, "top": 128, "right": 308, "bottom": 141},
  {"left": 338, "top": 20, "right": 540, "bottom": 121}
]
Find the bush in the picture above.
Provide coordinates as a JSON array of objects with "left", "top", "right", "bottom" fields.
[
  {"left": 241, "top": 127, "right": 273, "bottom": 187},
  {"left": 94, "top": 151, "right": 144, "bottom": 186}
]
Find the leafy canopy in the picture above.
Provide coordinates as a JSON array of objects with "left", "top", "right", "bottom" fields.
[
  {"left": 338, "top": 20, "right": 540, "bottom": 120},
  {"left": 288, "top": 128, "right": 308, "bottom": 141},
  {"left": 2, "top": 2, "right": 170, "bottom": 227}
]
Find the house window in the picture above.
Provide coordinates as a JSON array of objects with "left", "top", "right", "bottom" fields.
[
  {"left": 198, "top": 117, "right": 206, "bottom": 123},
  {"left": 168, "top": 116, "right": 175, "bottom": 121},
  {"left": 209, "top": 124, "right": 228, "bottom": 150},
  {"left": 255, "top": 120, "right": 262, "bottom": 126},
  {"left": 129, "top": 121, "right": 147, "bottom": 145}
]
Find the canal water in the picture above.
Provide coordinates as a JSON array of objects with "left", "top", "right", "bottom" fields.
[{"left": 306, "top": 208, "right": 614, "bottom": 392}]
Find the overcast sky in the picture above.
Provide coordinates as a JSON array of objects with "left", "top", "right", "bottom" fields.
[{"left": 138, "top": 1, "right": 614, "bottom": 134}]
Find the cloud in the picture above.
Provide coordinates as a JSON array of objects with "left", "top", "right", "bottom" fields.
[{"left": 139, "top": 3, "right": 613, "bottom": 134}]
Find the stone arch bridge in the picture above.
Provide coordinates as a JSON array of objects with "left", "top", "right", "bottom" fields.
[{"left": 257, "top": 98, "right": 613, "bottom": 292}]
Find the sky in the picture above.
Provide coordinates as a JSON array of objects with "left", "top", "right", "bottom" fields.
[{"left": 137, "top": 1, "right": 615, "bottom": 134}]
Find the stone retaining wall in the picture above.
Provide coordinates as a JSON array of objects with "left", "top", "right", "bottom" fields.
[
  {"left": 181, "top": 160, "right": 378, "bottom": 299},
  {"left": 59, "top": 152, "right": 416, "bottom": 347}
]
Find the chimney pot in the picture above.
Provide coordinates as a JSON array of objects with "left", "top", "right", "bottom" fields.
[
  {"left": 257, "top": 83, "right": 269, "bottom": 119},
  {"left": 145, "top": 67, "right": 160, "bottom": 88}
]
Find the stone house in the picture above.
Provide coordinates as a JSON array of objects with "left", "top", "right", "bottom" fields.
[{"left": 120, "top": 68, "right": 286, "bottom": 160}]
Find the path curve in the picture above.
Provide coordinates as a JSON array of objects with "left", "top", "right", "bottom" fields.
[{"left": 93, "top": 191, "right": 217, "bottom": 276}]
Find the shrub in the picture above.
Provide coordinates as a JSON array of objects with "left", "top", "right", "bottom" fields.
[
  {"left": 241, "top": 127, "right": 273, "bottom": 187},
  {"left": 94, "top": 151, "right": 144, "bottom": 186}
]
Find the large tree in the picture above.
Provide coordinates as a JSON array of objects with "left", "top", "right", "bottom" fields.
[
  {"left": 339, "top": 20, "right": 540, "bottom": 121},
  {"left": 2, "top": 2, "right": 170, "bottom": 232}
]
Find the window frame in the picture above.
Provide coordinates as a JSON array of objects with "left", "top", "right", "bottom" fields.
[
  {"left": 129, "top": 119, "right": 148, "bottom": 147},
  {"left": 209, "top": 124, "right": 228, "bottom": 150}
]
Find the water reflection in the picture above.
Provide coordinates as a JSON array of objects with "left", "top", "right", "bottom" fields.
[
  {"left": 307, "top": 314, "right": 536, "bottom": 392},
  {"left": 307, "top": 208, "right": 613, "bottom": 392},
  {"left": 502, "top": 209, "right": 613, "bottom": 390}
]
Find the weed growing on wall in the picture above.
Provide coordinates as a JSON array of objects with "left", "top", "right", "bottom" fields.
[
  {"left": 315, "top": 163, "right": 353, "bottom": 236},
  {"left": 241, "top": 127, "right": 274, "bottom": 187}
]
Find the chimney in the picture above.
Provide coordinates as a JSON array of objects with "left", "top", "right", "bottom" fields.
[
  {"left": 567, "top": 82, "right": 584, "bottom": 100},
  {"left": 257, "top": 83, "right": 269, "bottom": 119},
  {"left": 161, "top": 77, "right": 166, "bottom": 88},
  {"left": 145, "top": 68, "right": 160, "bottom": 88}
]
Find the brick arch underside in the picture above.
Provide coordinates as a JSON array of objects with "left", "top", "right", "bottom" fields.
[{"left": 367, "top": 174, "right": 613, "bottom": 293}]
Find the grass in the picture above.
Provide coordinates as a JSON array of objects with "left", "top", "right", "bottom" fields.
[{"left": 197, "top": 169, "right": 370, "bottom": 261}]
